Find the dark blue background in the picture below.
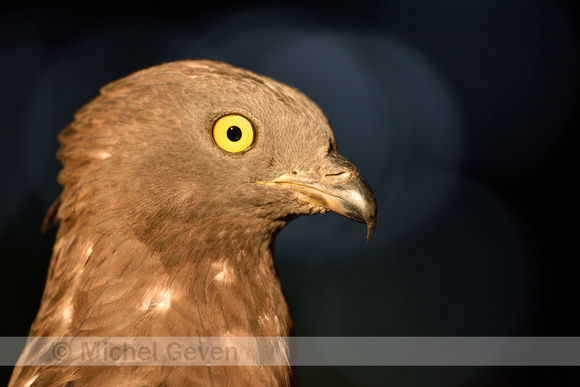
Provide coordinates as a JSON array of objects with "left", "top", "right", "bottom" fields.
[{"left": 1, "top": 1, "right": 578, "bottom": 385}]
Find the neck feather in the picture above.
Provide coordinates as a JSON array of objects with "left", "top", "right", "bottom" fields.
[{"left": 32, "top": 213, "right": 292, "bottom": 339}]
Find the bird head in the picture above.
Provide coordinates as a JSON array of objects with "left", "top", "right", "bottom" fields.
[{"left": 58, "top": 60, "right": 377, "bottom": 246}]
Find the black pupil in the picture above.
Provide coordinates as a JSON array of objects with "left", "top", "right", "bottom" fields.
[{"left": 227, "top": 126, "right": 242, "bottom": 142}]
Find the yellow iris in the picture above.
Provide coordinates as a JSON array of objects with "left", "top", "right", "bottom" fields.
[{"left": 212, "top": 114, "right": 255, "bottom": 153}]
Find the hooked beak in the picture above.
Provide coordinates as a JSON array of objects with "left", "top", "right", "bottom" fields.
[{"left": 257, "top": 152, "right": 378, "bottom": 242}]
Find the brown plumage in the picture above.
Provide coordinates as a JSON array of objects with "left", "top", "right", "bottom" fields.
[{"left": 10, "top": 60, "right": 377, "bottom": 386}]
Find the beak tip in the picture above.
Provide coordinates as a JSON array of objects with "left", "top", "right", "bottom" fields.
[
  {"left": 365, "top": 214, "right": 377, "bottom": 243},
  {"left": 366, "top": 228, "right": 374, "bottom": 243}
]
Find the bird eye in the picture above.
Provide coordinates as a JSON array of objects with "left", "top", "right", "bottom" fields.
[{"left": 212, "top": 114, "right": 255, "bottom": 153}]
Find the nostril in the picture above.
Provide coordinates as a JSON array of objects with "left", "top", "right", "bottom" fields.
[
  {"left": 323, "top": 170, "right": 355, "bottom": 183},
  {"left": 325, "top": 171, "right": 347, "bottom": 177}
]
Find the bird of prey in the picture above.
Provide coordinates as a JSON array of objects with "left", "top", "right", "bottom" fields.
[{"left": 10, "top": 60, "right": 377, "bottom": 386}]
